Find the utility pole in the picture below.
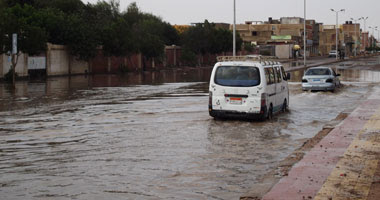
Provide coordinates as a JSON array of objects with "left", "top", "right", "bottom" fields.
[
  {"left": 331, "top": 9, "right": 345, "bottom": 60},
  {"left": 233, "top": 0, "right": 236, "bottom": 57},
  {"left": 11, "top": 33, "right": 17, "bottom": 88},
  {"left": 304, "top": 0, "right": 306, "bottom": 66},
  {"left": 362, "top": 17, "right": 368, "bottom": 33}
]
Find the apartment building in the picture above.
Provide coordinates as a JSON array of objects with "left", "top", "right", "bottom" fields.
[{"left": 234, "top": 17, "right": 317, "bottom": 58}]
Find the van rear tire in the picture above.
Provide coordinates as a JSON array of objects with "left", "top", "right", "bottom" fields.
[{"left": 267, "top": 105, "right": 273, "bottom": 120}]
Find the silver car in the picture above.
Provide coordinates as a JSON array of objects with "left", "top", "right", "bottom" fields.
[{"left": 302, "top": 67, "right": 341, "bottom": 92}]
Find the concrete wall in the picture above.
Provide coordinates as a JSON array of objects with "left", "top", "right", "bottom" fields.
[
  {"left": 275, "top": 45, "right": 293, "bottom": 59},
  {"left": 281, "top": 17, "right": 304, "bottom": 25},
  {"left": 0, "top": 53, "right": 28, "bottom": 79},
  {"left": 47, "top": 44, "right": 69, "bottom": 76},
  {"left": 46, "top": 43, "right": 89, "bottom": 76},
  {"left": 70, "top": 57, "right": 89, "bottom": 74}
]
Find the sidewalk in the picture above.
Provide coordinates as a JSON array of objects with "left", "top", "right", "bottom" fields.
[{"left": 261, "top": 86, "right": 380, "bottom": 200}]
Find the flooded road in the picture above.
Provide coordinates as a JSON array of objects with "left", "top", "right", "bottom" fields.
[{"left": 1, "top": 57, "right": 380, "bottom": 199}]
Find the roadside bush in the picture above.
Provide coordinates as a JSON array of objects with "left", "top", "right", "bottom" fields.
[
  {"left": 180, "top": 48, "right": 197, "bottom": 67},
  {"left": 4, "top": 69, "right": 18, "bottom": 83}
]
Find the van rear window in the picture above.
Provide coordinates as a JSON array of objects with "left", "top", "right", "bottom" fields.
[
  {"left": 214, "top": 66, "right": 260, "bottom": 87},
  {"left": 305, "top": 68, "right": 331, "bottom": 75}
]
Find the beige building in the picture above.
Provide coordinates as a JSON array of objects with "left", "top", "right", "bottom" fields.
[
  {"left": 319, "top": 25, "right": 337, "bottom": 55},
  {"left": 235, "top": 21, "right": 306, "bottom": 45}
]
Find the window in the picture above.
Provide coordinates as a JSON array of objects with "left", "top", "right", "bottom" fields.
[
  {"left": 215, "top": 66, "right": 261, "bottom": 87},
  {"left": 265, "top": 68, "right": 275, "bottom": 85},
  {"left": 305, "top": 68, "right": 331, "bottom": 76},
  {"left": 281, "top": 66, "right": 287, "bottom": 81},
  {"left": 275, "top": 67, "right": 282, "bottom": 83},
  {"left": 252, "top": 31, "right": 258, "bottom": 36}
]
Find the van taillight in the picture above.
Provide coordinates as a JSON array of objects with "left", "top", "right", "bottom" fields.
[
  {"left": 261, "top": 93, "right": 267, "bottom": 107},
  {"left": 326, "top": 78, "right": 333, "bottom": 83}
]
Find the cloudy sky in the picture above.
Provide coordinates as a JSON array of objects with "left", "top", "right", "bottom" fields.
[{"left": 82, "top": 0, "right": 380, "bottom": 33}]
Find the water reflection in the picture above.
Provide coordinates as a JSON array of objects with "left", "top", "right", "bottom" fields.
[
  {"left": 0, "top": 68, "right": 212, "bottom": 112},
  {"left": 289, "top": 67, "right": 380, "bottom": 83}
]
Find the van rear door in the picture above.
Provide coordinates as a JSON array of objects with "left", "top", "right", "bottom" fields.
[{"left": 264, "top": 67, "right": 276, "bottom": 111}]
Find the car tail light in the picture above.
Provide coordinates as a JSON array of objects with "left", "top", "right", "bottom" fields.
[
  {"left": 261, "top": 93, "right": 267, "bottom": 107},
  {"left": 326, "top": 78, "right": 333, "bottom": 83},
  {"left": 302, "top": 79, "right": 308, "bottom": 83}
]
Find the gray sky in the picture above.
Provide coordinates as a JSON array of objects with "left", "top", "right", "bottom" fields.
[{"left": 82, "top": 0, "right": 380, "bottom": 33}]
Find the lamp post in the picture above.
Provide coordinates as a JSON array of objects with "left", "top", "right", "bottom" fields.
[
  {"left": 362, "top": 17, "right": 368, "bottom": 33},
  {"left": 233, "top": 0, "right": 236, "bottom": 57},
  {"left": 376, "top": 28, "right": 379, "bottom": 49},
  {"left": 377, "top": 28, "right": 379, "bottom": 48},
  {"left": 331, "top": 9, "right": 345, "bottom": 60},
  {"left": 351, "top": 17, "right": 363, "bottom": 56},
  {"left": 303, "top": 0, "right": 306, "bottom": 66}
]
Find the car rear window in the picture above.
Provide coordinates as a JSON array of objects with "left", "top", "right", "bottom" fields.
[
  {"left": 305, "top": 68, "right": 331, "bottom": 76},
  {"left": 215, "top": 66, "right": 261, "bottom": 87}
]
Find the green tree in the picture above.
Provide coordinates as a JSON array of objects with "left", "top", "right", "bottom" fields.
[
  {"left": 122, "top": 2, "right": 179, "bottom": 62},
  {"left": 0, "top": 4, "right": 48, "bottom": 85},
  {"left": 64, "top": 14, "right": 98, "bottom": 60},
  {"left": 180, "top": 20, "right": 242, "bottom": 66},
  {"left": 34, "top": 0, "right": 84, "bottom": 14}
]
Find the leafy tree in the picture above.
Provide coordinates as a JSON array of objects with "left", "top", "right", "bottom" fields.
[
  {"left": 0, "top": 4, "right": 48, "bottom": 85},
  {"left": 181, "top": 20, "right": 242, "bottom": 65},
  {"left": 243, "top": 42, "right": 255, "bottom": 53},
  {"left": 64, "top": 14, "right": 98, "bottom": 60},
  {"left": 122, "top": 2, "right": 179, "bottom": 60},
  {"left": 34, "top": 0, "right": 84, "bottom": 14},
  {"left": 101, "top": 17, "right": 137, "bottom": 57}
]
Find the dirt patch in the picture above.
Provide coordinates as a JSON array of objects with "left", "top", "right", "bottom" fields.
[
  {"left": 366, "top": 150, "right": 380, "bottom": 200},
  {"left": 240, "top": 112, "right": 349, "bottom": 200}
]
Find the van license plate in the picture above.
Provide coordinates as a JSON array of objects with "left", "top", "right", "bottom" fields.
[{"left": 230, "top": 97, "right": 242, "bottom": 105}]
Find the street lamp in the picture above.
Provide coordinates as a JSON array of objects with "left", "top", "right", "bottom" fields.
[
  {"left": 303, "top": 0, "right": 306, "bottom": 66},
  {"left": 233, "top": 0, "right": 236, "bottom": 57},
  {"left": 351, "top": 17, "right": 363, "bottom": 56},
  {"left": 331, "top": 9, "right": 345, "bottom": 60},
  {"left": 376, "top": 28, "right": 379, "bottom": 49},
  {"left": 376, "top": 29, "right": 380, "bottom": 47},
  {"left": 362, "top": 17, "right": 368, "bottom": 33}
]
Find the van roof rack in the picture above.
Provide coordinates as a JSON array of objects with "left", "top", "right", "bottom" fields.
[{"left": 216, "top": 55, "right": 280, "bottom": 64}]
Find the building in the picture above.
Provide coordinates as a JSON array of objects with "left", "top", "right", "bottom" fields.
[
  {"left": 342, "top": 21, "right": 361, "bottom": 55},
  {"left": 319, "top": 25, "right": 337, "bottom": 55},
  {"left": 361, "top": 32, "right": 370, "bottom": 50},
  {"left": 234, "top": 17, "right": 317, "bottom": 58}
]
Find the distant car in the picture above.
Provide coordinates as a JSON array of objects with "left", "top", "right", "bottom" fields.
[
  {"left": 328, "top": 50, "right": 339, "bottom": 57},
  {"left": 302, "top": 67, "right": 341, "bottom": 92}
]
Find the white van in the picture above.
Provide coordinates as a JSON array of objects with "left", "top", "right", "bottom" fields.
[{"left": 208, "top": 56, "right": 290, "bottom": 120}]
